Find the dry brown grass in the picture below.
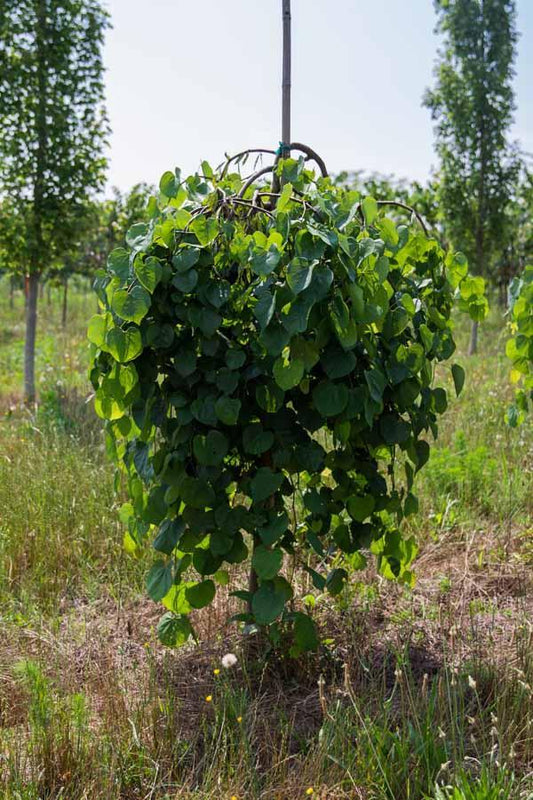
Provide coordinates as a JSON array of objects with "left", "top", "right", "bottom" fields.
[{"left": 1, "top": 521, "right": 532, "bottom": 798}]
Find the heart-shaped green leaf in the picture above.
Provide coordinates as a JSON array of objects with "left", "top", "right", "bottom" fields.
[
  {"left": 312, "top": 381, "right": 348, "bottom": 417},
  {"left": 112, "top": 284, "right": 151, "bottom": 324},
  {"left": 106, "top": 326, "right": 143, "bottom": 363},
  {"left": 134, "top": 256, "right": 162, "bottom": 293},
  {"left": 215, "top": 397, "right": 241, "bottom": 426},
  {"left": 193, "top": 430, "right": 228, "bottom": 465},
  {"left": 273, "top": 354, "right": 304, "bottom": 390},
  {"left": 251, "top": 467, "right": 283, "bottom": 504},
  {"left": 252, "top": 545, "right": 283, "bottom": 580},
  {"left": 251, "top": 582, "right": 286, "bottom": 624}
]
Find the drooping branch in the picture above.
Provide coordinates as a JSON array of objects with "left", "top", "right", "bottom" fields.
[
  {"left": 376, "top": 201, "right": 429, "bottom": 237},
  {"left": 222, "top": 197, "right": 275, "bottom": 220},
  {"left": 256, "top": 191, "right": 324, "bottom": 222},
  {"left": 289, "top": 142, "right": 328, "bottom": 177},
  {"left": 219, "top": 148, "right": 277, "bottom": 178},
  {"left": 238, "top": 165, "right": 274, "bottom": 198},
  {"left": 272, "top": 141, "right": 328, "bottom": 194}
]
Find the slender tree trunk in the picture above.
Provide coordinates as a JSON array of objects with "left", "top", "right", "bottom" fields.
[
  {"left": 24, "top": 0, "right": 47, "bottom": 403},
  {"left": 24, "top": 272, "right": 39, "bottom": 404},
  {"left": 469, "top": 0, "right": 487, "bottom": 358},
  {"left": 9, "top": 275, "right": 15, "bottom": 309},
  {"left": 61, "top": 277, "right": 68, "bottom": 329},
  {"left": 468, "top": 321, "right": 478, "bottom": 357},
  {"left": 498, "top": 279, "right": 507, "bottom": 308},
  {"left": 469, "top": 222, "right": 484, "bottom": 356},
  {"left": 247, "top": 534, "right": 261, "bottom": 616},
  {"left": 470, "top": 164, "right": 486, "bottom": 356}
]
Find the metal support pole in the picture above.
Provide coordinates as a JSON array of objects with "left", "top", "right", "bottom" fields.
[{"left": 281, "top": 0, "right": 291, "bottom": 158}]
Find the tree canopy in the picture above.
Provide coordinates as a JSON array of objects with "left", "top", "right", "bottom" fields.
[{"left": 0, "top": 0, "right": 109, "bottom": 399}]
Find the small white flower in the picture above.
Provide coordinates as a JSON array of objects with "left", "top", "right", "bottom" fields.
[
  {"left": 221, "top": 653, "right": 238, "bottom": 669},
  {"left": 468, "top": 675, "right": 477, "bottom": 690}
]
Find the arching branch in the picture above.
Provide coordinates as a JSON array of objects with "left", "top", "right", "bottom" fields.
[
  {"left": 289, "top": 142, "right": 328, "bottom": 177},
  {"left": 256, "top": 191, "right": 324, "bottom": 222},
  {"left": 219, "top": 148, "right": 277, "bottom": 178},
  {"left": 376, "top": 201, "right": 429, "bottom": 237},
  {"left": 238, "top": 165, "right": 274, "bottom": 198},
  {"left": 222, "top": 197, "right": 275, "bottom": 220}
]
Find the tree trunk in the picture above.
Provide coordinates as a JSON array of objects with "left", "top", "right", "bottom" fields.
[
  {"left": 470, "top": 3, "right": 487, "bottom": 357},
  {"left": 24, "top": 272, "right": 39, "bottom": 404},
  {"left": 25, "top": 0, "right": 47, "bottom": 404},
  {"left": 468, "top": 321, "right": 478, "bottom": 356},
  {"left": 9, "top": 275, "right": 15, "bottom": 309},
  {"left": 62, "top": 277, "right": 68, "bottom": 329},
  {"left": 247, "top": 534, "right": 261, "bottom": 616}
]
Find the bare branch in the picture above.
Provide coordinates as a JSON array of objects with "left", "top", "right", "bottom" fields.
[
  {"left": 222, "top": 197, "right": 275, "bottom": 220},
  {"left": 238, "top": 165, "right": 274, "bottom": 198},
  {"left": 218, "top": 148, "right": 277, "bottom": 178},
  {"left": 256, "top": 191, "right": 324, "bottom": 221}
]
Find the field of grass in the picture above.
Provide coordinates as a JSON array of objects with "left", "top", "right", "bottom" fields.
[{"left": 0, "top": 277, "right": 532, "bottom": 799}]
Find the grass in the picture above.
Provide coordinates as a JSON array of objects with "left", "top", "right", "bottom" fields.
[{"left": 0, "top": 278, "right": 532, "bottom": 799}]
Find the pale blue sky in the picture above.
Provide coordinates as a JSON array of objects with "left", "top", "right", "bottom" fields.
[{"left": 103, "top": 0, "right": 533, "bottom": 192}]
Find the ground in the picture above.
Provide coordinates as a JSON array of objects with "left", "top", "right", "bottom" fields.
[{"left": 0, "top": 279, "right": 531, "bottom": 799}]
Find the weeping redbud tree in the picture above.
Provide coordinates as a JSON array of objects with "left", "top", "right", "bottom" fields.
[{"left": 88, "top": 2, "right": 487, "bottom": 652}]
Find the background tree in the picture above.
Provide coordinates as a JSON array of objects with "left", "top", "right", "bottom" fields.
[
  {"left": 50, "top": 183, "right": 154, "bottom": 328},
  {"left": 0, "top": 0, "right": 109, "bottom": 401},
  {"left": 0, "top": 198, "right": 27, "bottom": 308},
  {"left": 336, "top": 171, "right": 442, "bottom": 241},
  {"left": 91, "top": 183, "right": 155, "bottom": 271},
  {"left": 424, "top": 0, "right": 521, "bottom": 354}
]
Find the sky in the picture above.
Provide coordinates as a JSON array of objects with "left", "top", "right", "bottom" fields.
[{"left": 103, "top": 0, "right": 533, "bottom": 193}]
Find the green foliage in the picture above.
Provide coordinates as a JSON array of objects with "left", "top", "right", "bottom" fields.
[
  {"left": 0, "top": 0, "right": 110, "bottom": 399},
  {"left": 424, "top": 0, "right": 521, "bottom": 283},
  {"left": 89, "top": 159, "right": 487, "bottom": 648},
  {"left": 336, "top": 171, "right": 442, "bottom": 242},
  {"left": 423, "top": 431, "right": 497, "bottom": 507},
  {"left": 506, "top": 264, "right": 533, "bottom": 425},
  {"left": 431, "top": 766, "right": 520, "bottom": 800},
  {"left": 0, "top": 0, "right": 110, "bottom": 270}
]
